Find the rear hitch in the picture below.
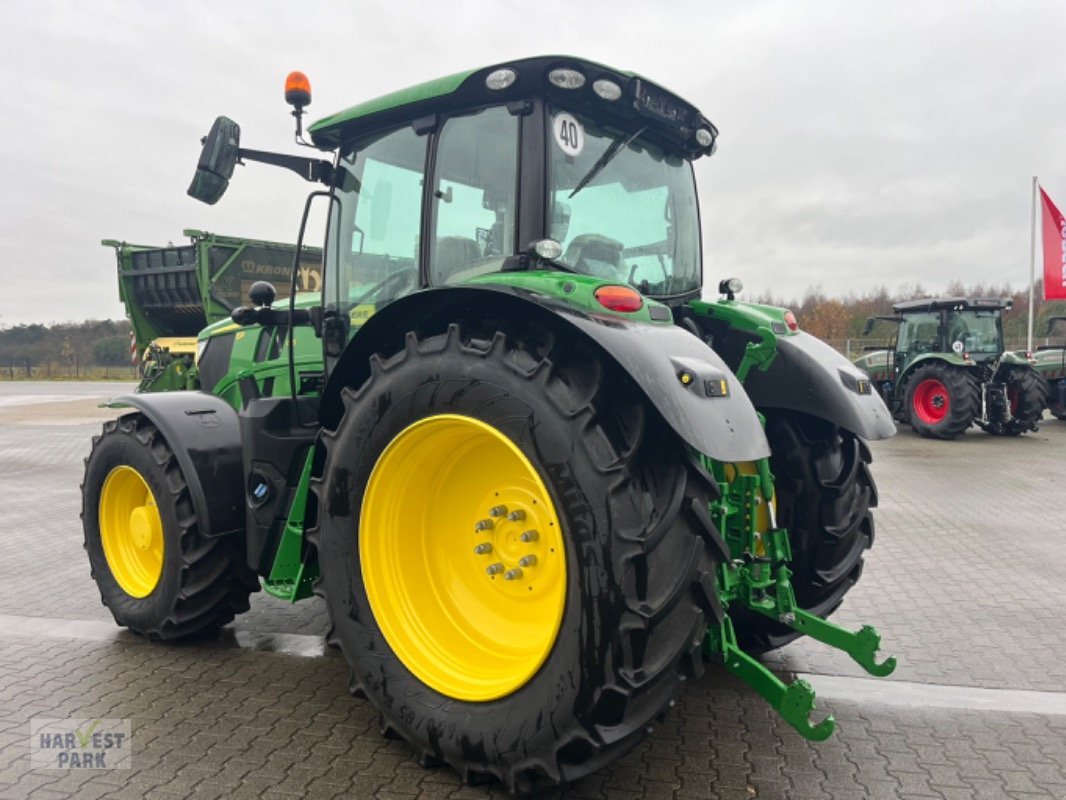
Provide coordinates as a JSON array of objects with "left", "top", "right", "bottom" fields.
[
  {"left": 701, "top": 453, "right": 896, "bottom": 740},
  {"left": 705, "top": 616, "right": 835, "bottom": 741}
]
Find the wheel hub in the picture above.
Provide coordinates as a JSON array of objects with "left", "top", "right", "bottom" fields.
[
  {"left": 471, "top": 496, "right": 557, "bottom": 595},
  {"left": 913, "top": 377, "right": 951, "bottom": 424},
  {"left": 129, "top": 506, "right": 159, "bottom": 551}
]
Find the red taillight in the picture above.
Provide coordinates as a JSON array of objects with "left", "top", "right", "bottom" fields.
[
  {"left": 594, "top": 285, "right": 643, "bottom": 313},
  {"left": 784, "top": 310, "right": 799, "bottom": 331}
]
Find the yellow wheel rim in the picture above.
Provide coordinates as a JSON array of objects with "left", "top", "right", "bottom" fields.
[
  {"left": 360, "top": 414, "right": 567, "bottom": 702},
  {"left": 99, "top": 466, "right": 165, "bottom": 598}
]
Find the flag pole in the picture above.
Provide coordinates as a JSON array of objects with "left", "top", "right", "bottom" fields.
[{"left": 1028, "top": 176, "right": 1037, "bottom": 352}]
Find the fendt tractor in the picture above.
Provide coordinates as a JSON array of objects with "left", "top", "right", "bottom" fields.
[
  {"left": 1031, "top": 316, "right": 1066, "bottom": 420},
  {"left": 103, "top": 230, "right": 321, "bottom": 393},
  {"left": 82, "top": 57, "right": 897, "bottom": 794},
  {"left": 854, "top": 298, "right": 1048, "bottom": 439}
]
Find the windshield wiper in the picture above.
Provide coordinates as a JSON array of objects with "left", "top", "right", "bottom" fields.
[{"left": 568, "top": 126, "right": 647, "bottom": 199}]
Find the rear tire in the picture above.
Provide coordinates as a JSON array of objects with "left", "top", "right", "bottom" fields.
[
  {"left": 81, "top": 414, "right": 257, "bottom": 640},
  {"left": 983, "top": 367, "right": 1048, "bottom": 435},
  {"left": 314, "top": 324, "right": 723, "bottom": 796},
  {"left": 904, "top": 362, "right": 978, "bottom": 439},
  {"left": 732, "top": 412, "right": 876, "bottom": 653}
]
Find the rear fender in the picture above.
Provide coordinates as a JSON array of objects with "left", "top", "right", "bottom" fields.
[
  {"left": 897, "top": 353, "right": 971, "bottom": 388},
  {"left": 107, "top": 392, "right": 244, "bottom": 537},
  {"left": 320, "top": 286, "right": 770, "bottom": 461},
  {"left": 739, "top": 333, "right": 897, "bottom": 440}
]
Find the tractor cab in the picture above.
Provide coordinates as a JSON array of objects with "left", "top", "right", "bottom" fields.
[
  {"left": 894, "top": 297, "right": 1008, "bottom": 369},
  {"left": 189, "top": 56, "right": 718, "bottom": 373},
  {"left": 309, "top": 57, "right": 715, "bottom": 363}
]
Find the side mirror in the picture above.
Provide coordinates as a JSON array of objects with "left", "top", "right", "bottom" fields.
[
  {"left": 187, "top": 116, "right": 241, "bottom": 205},
  {"left": 862, "top": 317, "right": 876, "bottom": 336}
]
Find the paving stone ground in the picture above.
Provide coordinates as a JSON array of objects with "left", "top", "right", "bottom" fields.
[{"left": 1, "top": 381, "right": 1065, "bottom": 799}]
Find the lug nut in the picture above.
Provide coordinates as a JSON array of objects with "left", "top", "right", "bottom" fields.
[
  {"left": 474, "top": 519, "right": 494, "bottom": 532},
  {"left": 504, "top": 568, "right": 523, "bottom": 581},
  {"left": 507, "top": 509, "right": 526, "bottom": 521},
  {"left": 520, "top": 530, "right": 538, "bottom": 542},
  {"left": 518, "top": 555, "right": 537, "bottom": 567},
  {"left": 486, "top": 563, "right": 504, "bottom": 576},
  {"left": 474, "top": 543, "right": 493, "bottom": 555},
  {"left": 488, "top": 505, "right": 508, "bottom": 517}
]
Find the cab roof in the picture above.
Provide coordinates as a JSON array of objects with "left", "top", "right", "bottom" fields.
[
  {"left": 308, "top": 55, "right": 715, "bottom": 158},
  {"left": 892, "top": 297, "right": 1012, "bottom": 314}
]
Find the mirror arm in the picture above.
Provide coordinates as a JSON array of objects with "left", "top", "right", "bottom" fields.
[
  {"left": 230, "top": 306, "right": 313, "bottom": 327},
  {"left": 238, "top": 147, "right": 334, "bottom": 185}
]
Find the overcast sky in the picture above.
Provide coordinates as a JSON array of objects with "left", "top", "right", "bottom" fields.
[{"left": 1, "top": 0, "right": 1064, "bottom": 325}]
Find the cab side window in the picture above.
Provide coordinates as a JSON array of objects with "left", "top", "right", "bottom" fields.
[
  {"left": 429, "top": 107, "right": 519, "bottom": 285},
  {"left": 333, "top": 126, "right": 427, "bottom": 321}
]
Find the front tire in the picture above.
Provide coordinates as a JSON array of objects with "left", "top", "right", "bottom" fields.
[
  {"left": 81, "top": 414, "right": 257, "bottom": 640},
  {"left": 315, "top": 325, "right": 722, "bottom": 795},
  {"left": 732, "top": 412, "right": 876, "bottom": 653},
  {"left": 904, "top": 362, "right": 978, "bottom": 439}
]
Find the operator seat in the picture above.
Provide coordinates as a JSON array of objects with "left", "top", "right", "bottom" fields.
[
  {"left": 434, "top": 236, "right": 481, "bottom": 284},
  {"left": 563, "top": 234, "right": 626, "bottom": 279}
]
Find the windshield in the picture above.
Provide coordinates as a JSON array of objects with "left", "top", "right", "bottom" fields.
[
  {"left": 548, "top": 108, "right": 701, "bottom": 298},
  {"left": 948, "top": 310, "right": 1002, "bottom": 354}
]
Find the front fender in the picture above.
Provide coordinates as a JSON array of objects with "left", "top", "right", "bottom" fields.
[
  {"left": 321, "top": 286, "right": 770, "bottom": 461},
  {"left": 108, "top": 391, "right": 245, "bottom": 537},
  {"left": 742, "top": 333, "right": 896, "bottom": 440}
]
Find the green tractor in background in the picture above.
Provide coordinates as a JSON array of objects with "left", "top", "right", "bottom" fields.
[
  {"left": 1029, "top": 316, "right": 1066, "bottom": 420},
  {"left": 854, "top": 297, "right": 1048, "bottom": 439},
  {"left": 82, "top": 57, "right": 896, "bottom": 795}
]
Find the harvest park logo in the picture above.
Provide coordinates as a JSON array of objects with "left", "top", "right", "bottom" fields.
[{"left": 31, "top": 719, "right": 131, "bottom": 769}]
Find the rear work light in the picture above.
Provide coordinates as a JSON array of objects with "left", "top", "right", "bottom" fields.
[{"left": 594, "top": 285, "right": 643, "bottom": 313}]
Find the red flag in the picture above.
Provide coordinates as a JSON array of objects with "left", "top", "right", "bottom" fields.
[{"left": 1041, "top": 187, "right": 1066, "bottom": 300}]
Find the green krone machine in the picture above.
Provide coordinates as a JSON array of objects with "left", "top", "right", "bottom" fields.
[
  {"left": 103, "top": 230, "right": 321, "bottom": 392},
  {"left": 82, "top": 57, "right": 897, "bottom": 795},
  {"left": 855, "top": 298, "right": 1048, "bottom": 439}
]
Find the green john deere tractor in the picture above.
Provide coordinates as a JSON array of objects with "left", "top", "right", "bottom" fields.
[
  {"left": 1029, "top": 316, "right": 1066, "bottom": 420},
  {"left": 855, "top": 297, "right": 1048, "bottom": 439},
  {"left": 82, "top": 57, "right": 896, "bottom": 795}
]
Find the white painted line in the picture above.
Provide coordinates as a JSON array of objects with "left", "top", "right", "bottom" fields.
[
  {"left": 800, "top": 672, "right": 1066, "bottom": 716},
  {"left": 0, "top": 613, "right": 328, "bottom": 659}
]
